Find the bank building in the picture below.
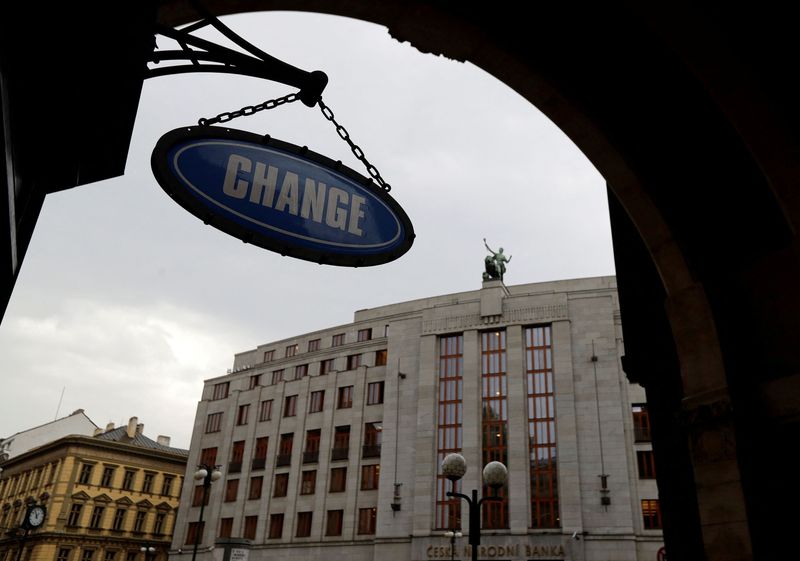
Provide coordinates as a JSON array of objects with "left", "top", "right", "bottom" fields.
[{"left": 170, "top": 275, "right": 663, "bottom": 561}]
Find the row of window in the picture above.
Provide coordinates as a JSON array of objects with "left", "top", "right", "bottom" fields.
[
  {"left": 207, "top": 382, "right": 385, "bottom": 433},
  {"left": 212, "top": 350, "right": 388, "bottom": 400},
  {"left": 76, "top": 464, "right": 175, "bottom": 496},
  {"left": 54, "top": 548, "right": 150, "bottom": 561},
  {"left": 186, "top": 507, "right": 377, "bottom": 544},
  {"left": 66, "top": 503, "right": 169, "bottom": 534},
  {"left": 0, "top": 460, "right": 59, "bottom": 501}
]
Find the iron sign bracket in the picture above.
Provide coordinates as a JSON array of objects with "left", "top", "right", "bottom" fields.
[{"left": 147, "top": 1, "right": 328, "bottom": 107}]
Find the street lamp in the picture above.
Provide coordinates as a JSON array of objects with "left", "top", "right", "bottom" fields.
[
  {"left": 442, "top": 453, "right": 508, "bottom": 561},
  {"left": 140, "top": 546, "right": 156, "bottom": 561},
  {"left": 191, "top": 464, "right": 222, "bottom": 561},
  {"left": 443, "top": 530, "right": 463, "bottom": 561}
]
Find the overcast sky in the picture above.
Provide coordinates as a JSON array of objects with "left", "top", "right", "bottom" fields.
[{"left": 0, "top": 12, "right": 613, "bottom": 449}]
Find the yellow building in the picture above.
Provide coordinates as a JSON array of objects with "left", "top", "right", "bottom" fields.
[{"left": 0, "top": 417, "right": 187, "bottom": 561}]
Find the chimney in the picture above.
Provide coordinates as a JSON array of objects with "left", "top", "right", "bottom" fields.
[
  {"left": 136, "top": 423, "right": 144, "bottom": 436},
  {"left": 157, "top": 435, "right": 171, "bottom": 447},
  {"left": 126, "top": 417, "right": 138, "bottom": 438},
  {"left": 105, "top": 422, "right": 115, "bottom": 432},
  {"left": 93, "top": 428, "right": 103, "bottom": 436}
]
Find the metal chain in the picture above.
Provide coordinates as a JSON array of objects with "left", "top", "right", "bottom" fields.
[
  {"left": 198, "top": 92, "right": 300, "bottom": 126},
  {"left": 317, "top": 98, "right": 391, "bottom": 192},
  {"left": 198, "top": 94, "right": 391, "bottom": 192}
]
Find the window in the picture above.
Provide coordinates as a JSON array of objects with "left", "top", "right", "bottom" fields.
[
  {"left": 320, "top": 358, "right": 335, "bottom": 375},
  {"left": 81, "top": 551, "right": 95, "bottom": 561},
  {"left": 346, "top": 354, "right": 362, "bottom": 370},
  {"left": 205, "top": 412, "right": 223, "bottom": 433},
  {"left": 78, "top": 463, "right": 93, "bottom": 485},
  {"left": 633, "top": 405, "right": 651, "bottom": 442},
  {"left": 263, "top": 350, "right": 274, "bottom": 362},
  {"left": 112, "top": 508, "right": 126, "bottom": 531},
  {"left": 200, "top": 447, "right": 218, "bottom": 466},
  {"left": 259, "top": 399, "right": 273, "bottom": 421},
  {"left": 337, "top": 386, "right": 353, "bottom": 409},
  {"left": 192, "top": 485, "right": 208, "bottom": 507},
  {"left": 212, "top": 382, "right": 230, "bottom": 400},
  {"left": 300, "top": 471, "right": 316, "bottom": 495},
  {"left": 104, "top": 551, "right": 117, "bottom": 561},
  {"left": 67, "top": 503, "right": 83, "bottom": 526},
  {"left": 101, "top": 466, "right": 115, "bottom": 487},
  {"left": 57, "top": 548, "right": 72, "bottom": 561},
  {"left": 219, "top": 517, "right": 233, "bottom": 538},
  {"left": 363, "top": 423, "right": 382, "bottom": 458},
  {"left": 332, "top": 426, "right": 350, "bottom": 460},
  {"left": 525, "top": 326, "right": 558, "bottom": 529},
  {"left": 277, "top": 433, "right": 293, "bottom": 466},
  {"left": 268, "top": 514, "right": 284, "bottom": 539},
  {"left": 326, "top": 510, "right": 343, "bottom": 536},
  {"left": 126, "top": 552, "right": 137, "bottom": 561},
  {"left": 481, "top": 330, "right": 508, "bottom": 529},
  {"left": 331, "top": 333, "right": 345, "bottom": 346},
  {"left": 244, "top": 515, "right": 258, "bottom": 540},
  {"left": 357, "top": 328, "right": 372, "bottom": 342},
  {"left": 153, "top": 512, "right": 166, "bottom": 535},
  {"left": 161, "top": 475, "right": 174, "bottom": 496},
  {"left": 304, "top": 429, "right": 321, "bottom": 464},
  {"left": 274, "top": 473, "right": 289, "bottom": 497},
  {"left": 308, "top": 339, "right": 320, "bottom": 352},
  {"left": 271, "top": 370, "right": 284, "bottom": 385},
  {"left": 384, "top": 324, "right": 389, "bottom": 337},
  {"left": 248, "top": 374, "right": 261, "bottom": 389},
  {"left": 361, "top": 464, "right": 380, "bottom": 490},
  {"left": 89, "top": 506, "right": 105, "bottom": 529},
  {"left": 141, "top": 472, "right": 154, "bottom": 494},
  {"left": 375, "top": 349, "right": 387, "bottom": 366},
  {"left": 253, "top": 437, "right": 269, "bottom": 470},
  {"left": 133, "top": 511, "right": 146, "bottom": 533},
  {"left": 637, "top": 450, "right": 657, "bottom": 479},
  {"left": 296, "top": 512, "right": 312, "bottom": 537},
  {"left": 285, "top": 344, "right": 298, "bottom": 358},
  {"left": 230, "top": 441, "right": 245, "bottom": 473},
  {"left": 249, "top": 476, "right": 263, "bottom": 500},
  {"left": 224, "top": 479, "right": 239, "bottom": 502},
  {"left": 358, "top": 507, "right": 377, "bottom": 535},
  {"left": 642, "top": 499, "right": 662, "bottom": 529},
  {"left": 284, "top": 395, "right": 298, "bottom": 417},
  {"left": 329, "top": 467, "right": 347, "bottom": 492},
  {"left": 309, "top": 391, "right": 324, "bottom": 413},
  {"left": 367, "top": 382, "right": 384, "bottom": 405},
  {"left": 186, "top": 521, "right": 204, "bottom": 545},
  {"left": 295, "top": 364, "right": 309, "bottom": 379},
  {"left": 122, "top": 470, "right": 136, "bottom": 491},
  {"left": 236, "top": 404, "right": 250, "bottom": 425}
]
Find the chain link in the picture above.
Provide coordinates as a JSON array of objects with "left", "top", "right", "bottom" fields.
[
  {"left": 317, "top": 98, "right": 391, "bottom": 192},
  {"left": 198, "top": 94, "right": 392, "bottom": 192},
  {"left": 198, "top": 92, "right": 300, "bottom": 126}
]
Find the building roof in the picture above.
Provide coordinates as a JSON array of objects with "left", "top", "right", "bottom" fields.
[{"left": 94, "top": 426, "right": 189, "bottom": 457}]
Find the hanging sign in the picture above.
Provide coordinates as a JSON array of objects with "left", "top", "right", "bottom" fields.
[{"left": 151, "top": 126, "right": 414, "bottom": 267}]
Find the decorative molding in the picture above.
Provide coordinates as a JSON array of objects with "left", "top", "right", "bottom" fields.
[{"left": 422, "top": 304, "right": 568, "bottom": 334}]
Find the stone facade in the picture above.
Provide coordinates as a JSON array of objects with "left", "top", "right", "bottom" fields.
[{"left": 171, "top": 277, "right": 663, "bottom": 561}]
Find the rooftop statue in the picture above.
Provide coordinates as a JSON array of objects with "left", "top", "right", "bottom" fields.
[{"left": 483, "top": 238, "right": 511, "bottom": 281}]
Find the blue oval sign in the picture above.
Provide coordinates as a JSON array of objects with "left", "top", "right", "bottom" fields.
[{"left": 151, "top": 126, "right": 414, "bottom": 266}]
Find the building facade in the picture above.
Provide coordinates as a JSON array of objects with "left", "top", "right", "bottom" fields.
[
  {"left": 0, "top": 417, "right": 188, "bottom": 561},
  {"left": 171, "top": 277, "right": 663, "bottom": 561},
  {"left": 0, "top": 410, "right": 98, "bottom": 461}
]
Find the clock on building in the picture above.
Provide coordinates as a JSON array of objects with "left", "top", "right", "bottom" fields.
[{"left": 25, "top": 505, "right": 46, "bottom": 529}]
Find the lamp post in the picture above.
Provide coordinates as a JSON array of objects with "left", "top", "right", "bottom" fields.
[
  {"left": 442, "top": 453, "right": 508, "bottom": 561},
  {"left": 191, "top": 464, "right": 222, "bottom": 561},
  {"left": 443, "top": 530, "right": 462, "bottom": 561},
  {"left": 140, "top": 546, "right": 156, "bottom": 561}
]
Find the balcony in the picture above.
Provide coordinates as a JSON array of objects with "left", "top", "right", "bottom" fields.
[
  {"left": 331, "top": 447, "right": 349, "bottom": 461},
  {"left": 228, "top": 462, "right": 242, "bottom": 474},
  {"left": 276, "top": 454, "right": 292, "bottom": 467},
  {"left": 362, "top": 444, "right": 381, "bottom": 459},
  {"left": 251, "top": 458, "right": 266, "bottom": 470},
  {"left": 303, "top": 451, "right": 319, "bottom": 464}
]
